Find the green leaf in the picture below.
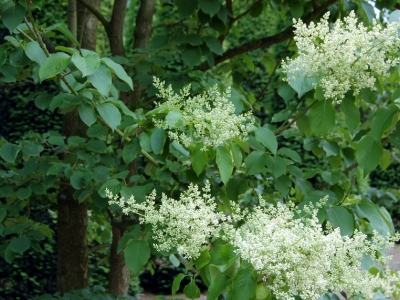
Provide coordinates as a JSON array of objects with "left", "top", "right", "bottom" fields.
[
  {"left": 87, "top": 124, "right": 108, "bottom": 137},
  {"left": 361, "top": 1, "right": 375, "bottom": 23},
  {"left": 4, "top": 246, "right": 14, "bottom": 263},
  {"left": 172, "top": 141, "right": 190, "bottom": 157},
  {"left": 277, "top": 147, "right": 301, "bottom": 163},
  {"left": 48, "top": 135, "right": 64, "bottom": 146},
  {"left": 10, "top": 236, "right": 30, "bottom": 254},
  {"left": 92, "top": 166, "right": 109, "bottom": 182},
  {"left": 34, "top": 93, "right": 52, "bottom": 110},
  {"left": 308, "top": 100, "right": 335, "bottom": 136},
  {"left": 0, "top": 142, "right": 21, "bottom": 162},
  {"left": 47, "top": 163, "right": 67, "bottom": 175},
  {"left": 265, "top": 156, "right": 286, "bottom": 178},
  {"left": 70, "top": 171, "right": 85, "bottom": 189},
  {"left": 88, "top": 63, "right": 112, "bottom": 96},
  {"left": 356, "top": 135, "right": 383, "bottom": 176},
  {"left": 86, "top": 140, "right": 107, "bottom": 153},
  {"left": 0, "top": 44, "right": 7, "bottom": 68},
  {"left": 139, "top": 132, "right": 152, "bottom": 152},
  {"left": 244, "top": 151, "right": 267, "bottom": 175},
  {"left": 122, "top": 140, "right": 141, "bottom": 164},
  {"left": 371, "top": 105, "right": 398, "bottom": 141},
  {"left": 199, "top": 0, "right": 220, "bottom": 16},
  {"left": 255, "top": 284, "right": 270, "bottom": 300},
  {"left": 172, "top": 273, "right": 186, "bottom": 295},
  {"left": 169, "top": 254, "right": 180, "bottom": 267},
  {"left": 191, "top": 145, "right": 208, "bottom": 176},
  {"left": 39, "top": 52, "right": 71, "bottom": 81},
  {"left": 379, "top": 148, "right": 391, "bottom": 170},
  {"left": 176, "top": 0, "right": 197, "bottom": 16},
  {"left": 124, "top": 240, "right": 150, "bottom": 274},
  {"left": 226, "top": 178, "right": 247, "bottom": 201},
  {"left": 195, "top": 250, "right": 211, "bottom": 269},
  {"left": 0, "top": 208, "right": 7, "bottom": 222},
  {"left": 183, "top": 281, "right": 201, "bottom": 299},
  {"left": 231, "top": 143, "right": 243, "bottom": 169},
  {"left": 97, "top": 103, "right": 121, "bottom": 132},
  {"left": 49, "top": 93, "right": 77, "bottom": 112},
  {"left": 275, "top": 175, "right": 292, "bottom": 197},
  {"left": 71, "top": 52, "right": 87, "bottom": 76},
  {"left": 389, "top": 10, "right": 400, "bottom": 23},
  {"left": 207, "top": 274, "right": 229, "bottom": 300},
  {"left": 83, "top": 53, "right": 100, "bottom": 76},
  {"left": 182, "top": 46, "right": 201, "bottom": 67},
  {"left": 326, "top": 206, "right": 354, "bottom": 236},
  {"left": 102, "top": 57, "right": 133, "bottom": 89},
  {"left": 290, "top": 0, "right": 304, "bottom": 18},
  {"left": 166, "top": 110, "right": 183, "bottom": 128},
  {"left": 1, "top": 1, "right": 26, "bottom": 32},
  {"left": 286, "top": 68, "right": 319, "bottom": 98},
  {"left": 320, "top": 140, "right": 339, "bottom": 157},
  {"left": 17, "top": 186, "right": 32, "bottom": 200},
  {"left": 78, "top": 102, "right": 97, "bottom": 127},
  {"left": 150, "top": 127, "right": 164, "bottom": 154},
  {"left": 230, "top": 268, "right": 257, "bottom": 300},
  {"left": 340, "top": 98, "right": 360, "bottom": 133},
  {"left": 46, "top": 23, "right": 81, "bottom": 48},
  {"left": 24, "top": 41, "right": 47, "bottom": 65},
  {"left": 254, "top": 127, "right": 277, "bottom": 155},
  {"left": 205, "top": 36, "right": 223, "bottom": 55},
  {"left": 186, "top": 34, "right": 203, "bottom": 46},
  {"left": 216, "top": 146, "right": 233, "bottom": 184},
  {"left": 21, "top": 143, "right": 42, "bottom": 156},
  {"left": 356, "top": 200, "right": 390, "bottom": 236}
]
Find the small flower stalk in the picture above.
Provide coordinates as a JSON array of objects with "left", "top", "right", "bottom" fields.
[{"left": 283, "top": 11, "right": 400, "bottom": 102}]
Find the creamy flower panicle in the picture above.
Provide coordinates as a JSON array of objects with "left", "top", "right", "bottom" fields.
[
  {"left": 106, "top": 182, "right": 227, "bottom": 260},
  {"left": 106, "top": 185, "right": 400, "bottom": 299},
  {"left": 282, "top": 11, "right": 400, "bottom": 102},
  {"left": 153, "top": 77, "right": 253, "bottom": 150},
  {"left": 223, "top": 199, "right": 399, "bottom": 300}
]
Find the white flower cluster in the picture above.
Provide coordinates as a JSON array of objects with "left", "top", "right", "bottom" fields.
[
  {"left": 223, "top": 200, "right": 399, "bottom": 300},
  {"left": 374, "top": 269, "right": 400, "bottom": 298},
  {"left": 153, "top": 77, "right": 253, "bottom": 150},
  {"left": 106, "top": 182, "right": 227, "bottom": 259},
  {"left": 282, "top": 11, "right": 400, "bottom": 102},
  {"left": 106, "top": 185, "right": 400, "bottom": 299}
]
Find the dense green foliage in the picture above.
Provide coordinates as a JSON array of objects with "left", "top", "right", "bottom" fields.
[{"left": 2, "top": 0, "right": 400, "bottom": 299}]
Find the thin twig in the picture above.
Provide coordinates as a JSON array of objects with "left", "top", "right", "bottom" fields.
[
  {"left": 274, "top": 100, "right": 318, "bottom": 135},
  {"left": 76, "top": 0, "right": 110, "bottom": 30},
  {"left": 88, "top": 243, "right": 111, "bottom": 254},
  {"left": 17, "top": 28, "right": 34, "bottom": 42}
]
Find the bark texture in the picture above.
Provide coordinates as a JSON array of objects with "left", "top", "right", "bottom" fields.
[
  {"left": 108, "top": 0, "right": 128, "bottom": 56},
  {"left": 57, "top": 110, "right": 88, "bottom": 292},
  {"left": 77, "top": 0, "right": 101, "bottom": 48},
  {"left": 108, "top": 222, "right": 131, "bottom": 294},
  {"left": 132, "top": 0, "right": 156, "bottom": 106},
  {"left": 57, "top": 0, "right": 100, "bottom": 293}
]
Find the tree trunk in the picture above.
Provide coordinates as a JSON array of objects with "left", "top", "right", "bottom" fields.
[
  {"left": 57, "top": 111, "right": 88, "bottom": 292},
  {"left": 108, "top": 223, "right": 131, "bottom": 294},
  {"left": 108, "top": 0, "right": 128, "bottom": 57},
  {"left": 77, "top": 0, "right": 101, "bottom": 48},
  {"left": 57, "top": 0, "right": 100, "bottom": 293},
  {"left": 132, "top": 0, "right": 156, "bottom": 107},
  {"left": 107, "top": 0, "right": 156, "bottom": 295}
]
